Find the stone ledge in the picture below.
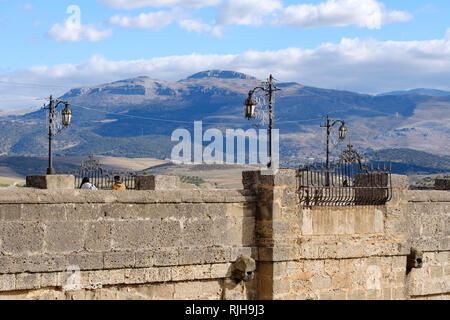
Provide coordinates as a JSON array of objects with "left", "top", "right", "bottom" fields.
[
  {"left": 257, "top": 236, "right": 410, "bottom": 262},
  {"left": 406, "top": 191, "right": 450, "bottom": 203},
  {"left": 0, "top": 263, "right": 234, "bottom": 292},
  {"left": 0, "top": 189, "right": 256, "bottom": 205},
  {"left": 0, "top": 247, "right": 258, "bottom": 275}
]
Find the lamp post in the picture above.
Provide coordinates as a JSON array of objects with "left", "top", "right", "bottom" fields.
[
  {"left": 321, "top": 115, "right": 347, "bottom": 185},
  {"left": 244, "top": 74, "right": 280, "bottom": 168},
  {"left": 45, "top": 95, "right": 72, "bottom": 175}
]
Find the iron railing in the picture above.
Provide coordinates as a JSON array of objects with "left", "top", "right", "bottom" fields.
[
  {"left": 73, "top": 168, "right": 138, "bottom": 190},
  {"left": 56, "top": 153, "right": 138, "bottom": 190},
  {"left": 297, "top": 162, "right": 392, "bottom": 206}
]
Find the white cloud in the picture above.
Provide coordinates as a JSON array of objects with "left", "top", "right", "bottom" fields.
[
  {"left": 105, "top": 0, "right": 412, "bottom": 36},
  {"left": 2, "top": 30, "right": 450, "bottom": 110},
  {"left": 217, "top": 0, "right": 282, "bottom": 26},
  {"left": 48, "top": 5, "right": 112, "bottom": 42},
  {"left": 108, "top": 8, "right": 183, "bottom": 29},
  {"left": 98, "top": 0, "right": 221, "bottom": 10},
  {"left": 272, "top": 0, "right": 412, "bottom": 29},
  {"left": 48, "top": 21, "right": 113, "bottom": 42},
  {"left": 178, "top": 19, "right": 224, "bottom": 37}
]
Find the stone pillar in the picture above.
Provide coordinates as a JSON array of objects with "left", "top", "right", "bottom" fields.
[
  {"left": 435, "top": 179, "right": 450, "bottom": 190},
  {"left": 243, "top": 169, "right": 301, "bottom": 300},
  {"left": 26, "top": 175, "right": 75, "bottom": 190},
  {"left": 244, "top": 170, "right": 412, "bottom": 300},
  {"left": 135, "top": 175, "right": 181, "bottom": 191}
]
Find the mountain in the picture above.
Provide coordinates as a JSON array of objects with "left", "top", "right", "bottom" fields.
[
  {"left": 186, "top": 70, "right": 257, "bottom": 80},
  {"left": 379, "top": 88, "right": 450, "bottom": 97},
  {"left": 365, "top": 148, "right": 450, "bottom": 175},
  {"left": 1, "top": 70, "right": 449, "bottom": 167}
]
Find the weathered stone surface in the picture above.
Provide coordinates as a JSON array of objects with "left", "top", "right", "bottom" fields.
[
  {"left": 435, "top": 179, "right": 450, "bottom": 191},
  {"left": 391, "top": 175, "right": 410, "bottom": 189},
  {"left": 0, "top": 274, "right": 15, "bottom": 291},
  {"left": 135, "top": 175, "right": 181, "bottom": 191},
  {"left": 0, "top": 172, "right": 448, "bottom": 301},
  {"left": 0, "top": 222, "right": 44, "bottom": 255},
  {"left": 44, "top": 222, "right": 85, "bottom": 253},
  {"left": 104, "top": 252, "right": 135, "bottom": 269},
  {"left": 16, "top": 273, "right": 40, "bottom": 290},
  {"left": 26, "top": 175, "right": 75, "bottom": 190}
]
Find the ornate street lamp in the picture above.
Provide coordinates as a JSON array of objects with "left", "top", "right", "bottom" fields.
[
  {"left": 44, "top": 95, "right": 72, "bottom": 175},
  {"left": 244, "top": 92, "right": 257, "bottom": 120},
  {"left": 62, "top": 103, "right": 72, "bottom": 127},
  {"left": 244, "top": 74, "right": 280, "bottom": 168},
  {"left": 321, "top": 115, "right": 348, "bottom": 185}
]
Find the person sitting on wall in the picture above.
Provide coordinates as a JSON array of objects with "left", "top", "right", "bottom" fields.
[
  {"left": 112, "top": 176, "right": 126, "bottom": 190},
  {"left": 80, "top": 177, "right": 98, "bottom": 190}
]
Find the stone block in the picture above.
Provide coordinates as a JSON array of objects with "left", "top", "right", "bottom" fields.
[
  {"left": 258, "top": 247, "right": 295, "bottom": 262},
  {"left": 242, "top": 171, "right": 260, "bottom": 191},
  {"left": 171, "top": 266, "right": 196, "bottom": 281},
  {"left": 153, "top": 248, "right": 179, "bottom": 267},
  {"left": 85, "top": 222, "right": 112, "bottom": 252},
  {"left": 40, "top": 273, "right": 58, "bottom": 288},
  {"left": 204, "top": 247, "right": 232, "bottom": 264},
  {"left": 435, "top": 179, "right": 450, "bottom": 190},
  {"left": 104, "top": 252, "right": 135, "bottom": 269},
  {"left": 65, "top": 204, "right": 104, "bottom": 221},
  {"left": 391, "top": 175, "right": 410, "bottom": 189},
  {"left": 26, "top": 175, "right": 75, "bottom": 190},
  {"left": 44, "top": 221, "right": 85, "bottom": 253},
  {"left": 183, "top": 219, "right": 214, "bottom": 247},
  {"left": 178, "top": 247, "right": 206, "bottom": 266},
  {"left": 135, "top": 175, "right": 180, "bottom": 191},
  {"left": 108, "top": 270, "right": 125, "bottom": 285},
  {"left": 211, "top": 263, "right": 232, "bottom": 279},
  {"left": 66, "top": 253, "right": 104, "bottom": 271},
  {"left": 0, "top": 274, "right": 15, "bottom": 292},
  {"left": 0, "top": 204, "right": 22, "bottom": 221},
  {"left": 124, "top": 269, "right": 146, "bottom": 285},
  {"left": 111, "top": 220, "right": 155, "bottom": 250},
  {"left": 0, "top": 222, "right": 45, "bottom": 255},
  {"left": 282, "top": 188, "right": 297, "bottom": 207},
  {"left": 15, "top": 273, "right": 40, "bottom": 290}
]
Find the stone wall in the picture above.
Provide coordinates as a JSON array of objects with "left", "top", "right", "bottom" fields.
[
  {"left": 405, "top": 191, "right": 449, "bottom": 300},
  {"left": 243, "top": 170, "right": 448, "bottom": 300},
  {"left": 0, "top": 170, "right": 448, "bottom": 300},
  {"left": 0, "top": 189, "right": 257, "bottom": 300}
]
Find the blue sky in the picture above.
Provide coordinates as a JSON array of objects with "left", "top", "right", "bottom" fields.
[{"left": 0, "top": 0, "right": 450, "bottom": 109}]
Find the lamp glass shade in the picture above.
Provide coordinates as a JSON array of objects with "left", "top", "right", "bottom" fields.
[
  {"left": 339, "top": 124, "right": 347, "bottom": 140},
  {"left": 62, "top": 104, "right": 72, "bottom": 127},
  {"left": 244, "top": 94, "right": 256, "bottom": 119}
]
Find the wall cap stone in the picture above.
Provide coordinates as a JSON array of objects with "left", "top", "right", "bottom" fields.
[
  {"left": 26, "top": 175, "right": 75, "bottom": 190},
  {"left": 0, "top": 189, "right": 256, "bottom": 204},
  {"left": 136, "top": 175, "right": 181, "bottom": 191}
]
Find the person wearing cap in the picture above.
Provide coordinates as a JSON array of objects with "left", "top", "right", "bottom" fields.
[{"left": 112, "top": 176, "right": 126, "bottom": 190}]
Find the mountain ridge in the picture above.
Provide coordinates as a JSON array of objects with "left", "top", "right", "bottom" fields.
[{"left": 1, "top": 70, "right": 449, "bottom": 163}]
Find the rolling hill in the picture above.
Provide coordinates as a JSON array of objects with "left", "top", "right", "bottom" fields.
[{"left": 1, "top": 70, "right": 449, "bottom": 167}]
